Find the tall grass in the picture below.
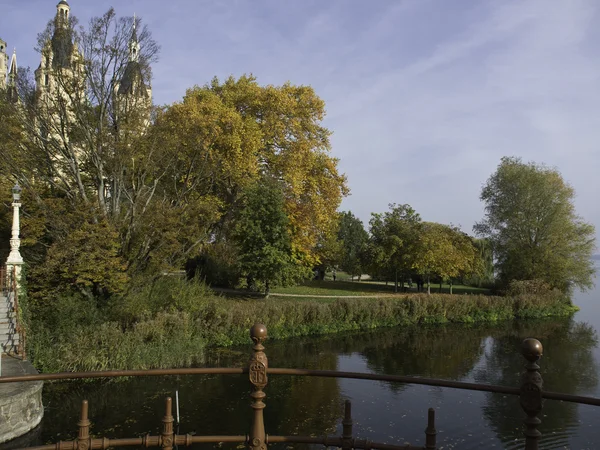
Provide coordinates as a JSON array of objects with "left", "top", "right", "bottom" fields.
[{"left": 24, "top": 278, "right": 577, "bottom": 373}]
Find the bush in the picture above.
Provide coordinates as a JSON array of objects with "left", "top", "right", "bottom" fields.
[
  {"left": 24, "top": 277, "right": 577, "bottom": 373},
  {"left": 185, "top": 242, "right": 241, "bottom": 288}
]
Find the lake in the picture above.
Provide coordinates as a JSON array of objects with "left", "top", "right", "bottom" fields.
[{"left": 4, "top": 263, "right": 600, "bottom": 449}]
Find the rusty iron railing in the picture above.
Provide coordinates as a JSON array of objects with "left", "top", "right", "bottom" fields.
[
  {"left": 0, "top": 324, "right": 596, "bottom": 450},
  {"left": 2, "top": 265, "right": 26, "bottom": 359},
  {"left": 0, "top": 265, "right": 6, "bottom": 293}
]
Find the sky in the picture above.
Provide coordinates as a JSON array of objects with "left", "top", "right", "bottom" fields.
[{"left": 2, "top": 0, "right": 600, "bottom": 246}]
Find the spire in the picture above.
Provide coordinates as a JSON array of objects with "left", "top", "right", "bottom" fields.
[
  {"left": 9, "top": 48, "right": 17, "bottom": 77},
  {"left": 7, "top": 48, "right": 18, "bottom": 103},
  {"left": 128, "top": 14, "right": 140, "bottom": 62}
]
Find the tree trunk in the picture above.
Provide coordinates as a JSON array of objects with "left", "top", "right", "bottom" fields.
[
  {"left": 394, "top": 269, "right": 398, "bottom": 293},
  {"left": 450, "top": 281, "right": 453, "bottom": 295},
  {"left": 440, "top": 280, "right": 443, "bottom": 293},
  {"left": 427, "top": 275, "right": 431, "bottom": 295},
  {"left": 265, "top": 280, "right": 270, "bottom": 298}
]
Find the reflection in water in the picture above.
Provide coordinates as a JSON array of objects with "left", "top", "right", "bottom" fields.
[
  {"left": 3, "top": 314, "right": 600, "bottom": 449},
  {"left": 476, "top": 320, "right": 598, "bottom": 449}
]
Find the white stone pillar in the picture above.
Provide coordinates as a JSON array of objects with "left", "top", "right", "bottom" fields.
[{"left": 5, "top": 185, "right": 23, "bottom": 290}]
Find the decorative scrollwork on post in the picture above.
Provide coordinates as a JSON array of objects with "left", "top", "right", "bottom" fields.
[
  {"left": 249, "top": 324, "right": 268, "bottom": 450},
  {"left": 161, "top": 397, "right": 174, "bottom": 450},
  {"left": 520, "top": 338, "right": 543, "bottom": 450},
  {"left": 77, "top": 400, "right": 91, "bottom": 450}
]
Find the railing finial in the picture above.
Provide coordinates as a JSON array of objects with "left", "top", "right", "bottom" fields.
[
  {"left": 249, "top": 324, "right": 268, "bottom": 450},
  {"left": 520, "top": 338, "right": 543, "bottom": 450}
]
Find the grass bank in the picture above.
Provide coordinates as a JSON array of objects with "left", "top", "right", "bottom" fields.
[
  {"left": 270, "top": 279, "right": 491, "bottom": 296},
  {"left": 24, "top": 278, "right": 577, "bottom": 373}
]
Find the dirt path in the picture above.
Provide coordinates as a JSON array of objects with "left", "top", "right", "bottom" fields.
[{"left": 210, "top": 287, "right": 397, "bottom": 299}]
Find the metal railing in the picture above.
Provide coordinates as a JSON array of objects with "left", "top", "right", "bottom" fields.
[
  {"left": 1, "top": 265, "right": 25, "bottom": 358},
  {"left": 1, "top": 324, "right": 599, "bottom": 450},
  {"left": 0, "top": 265, "right": 6, "bottom": 293}
]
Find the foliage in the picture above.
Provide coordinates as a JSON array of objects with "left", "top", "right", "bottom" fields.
[
  {"left": 462, "top": 238, "right": 495, "bottom": 287},
  {"left": 412, "top": 222, "right": 481, "bottom": 294},
  {"left": 160, "top": 76, "right": 349, "bottom": 267},
  {"left": 0, "top": 8, "right": 347, "bottom": 300},
  {"left": 185, "top": 241, "right": 241, "bottom": 289},
  {"left": 233, "top": 178, "right": 311, "bottom": 295},
  {"left": 475, "top": 157, "right": 596, "bottom": 293},
  {"left": 366, "top": 204, "right": 421, "bottom": 289},
  {"left": 337, "top": 211, "right": 369, "bottom": 279},
  {"left": 29, "top": 217, "right": 129, "bottom": 301},
  {"left": 25, "top": 277, "right": 576, "bottom": 373}
]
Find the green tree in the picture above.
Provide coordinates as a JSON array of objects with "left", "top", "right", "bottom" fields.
[
  {"left": 337, "top": 211, "right": 369, "bottom": 280},
  {"left": 233, "top": 178, "right": 311, "bottom": 296},
  {"left": 174, "top": 76, "right": 348, "bottom": 266},
  {"left": 412, "top": 223, "right": 480, "bottom": 295},
  {"left": 367, "top": 204, "right": 421, "bottom": 292},
  {"left": 475, "top": 157, "right": 596, "bottom": 293}
]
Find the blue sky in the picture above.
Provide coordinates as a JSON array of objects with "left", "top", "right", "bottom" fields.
[{"left": 2, "top": 0, "right": 600, "bottom": 245}]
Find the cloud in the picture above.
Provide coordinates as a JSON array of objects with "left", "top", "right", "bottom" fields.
[{"left": 3, "top": 0, "right": 600, "bottom": 245}]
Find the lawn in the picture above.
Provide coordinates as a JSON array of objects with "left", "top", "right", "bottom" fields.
[{"left": 270, "top": 278, "right": 491, "bottom": 297}]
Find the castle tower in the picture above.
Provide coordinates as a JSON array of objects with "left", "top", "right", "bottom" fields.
[
  {"left": 35, "top": 0, "right": 81, "bottom": 93},
  {"left": 56, "top": 0, "right": 71, "bottom": 28},
  {"left": 114, "top": 15, "right": 152, "bottom": 129},
  {"left": 0, "top": 38, "right": 7, "bottom": 89}
]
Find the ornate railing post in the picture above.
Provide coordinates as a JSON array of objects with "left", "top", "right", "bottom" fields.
[
  {"left": 341, "top": 400, "right": 353, "bottom": 450},
  {"left": 77, "top": 400, "right": 91, "bottom": 450},
  {"left": 249, "top": 324, "right": 268, "bottom": 450},
  {"left": 161, "top": 397, "right": 174, "bottom": 450},
  {"left": 520, "top": 338, "right": 543, "bottom": 450},
  {"left": 425, "top": 408, "right": 436, "bottom": 449}
]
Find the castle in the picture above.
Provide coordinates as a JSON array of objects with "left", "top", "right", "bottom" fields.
[{"left": 0, "top": 0, "right": 152, "bottom": 116}]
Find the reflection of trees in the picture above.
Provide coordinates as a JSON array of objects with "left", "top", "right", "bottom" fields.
[
  {"left": 476, "top": 319, "right": 598, "bottom": 449},
  {"left": 37, "top": 338, "right": 342, "bottom": 448},
  {"left": 361, "top": 326, "right": 486, "bottom": 378},
  {"left": 29, "top": 319, "right": 600, "bottom": 450}
]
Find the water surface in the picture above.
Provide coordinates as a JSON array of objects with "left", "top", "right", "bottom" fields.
[{"left": 4, "top": 264, "right": 600, "bottom": 449}]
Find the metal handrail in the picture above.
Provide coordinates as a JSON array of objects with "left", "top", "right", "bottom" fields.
[
  {"left": 0, "top": 265, "right": 6, "bottom": 293},
  {"left": 0, "top": 325, "right": 583, "bottom": 450},
  {"left": 3, "top": 366, "right": 600, "bottom": 406}
]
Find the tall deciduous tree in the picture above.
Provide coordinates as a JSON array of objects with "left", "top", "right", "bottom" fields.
[
  {"left": 367, "top": 204, "right": 421, "bottom": 292},
  {"left": 475, "top": 157, "right": 596, "bottom": 293},
  {"left": 337, "top": 211, "right": 368, "bottom": 280},
  {"left": 233, "top": 178, "right": 311, "bottom": 296},
  {"left": 413, "top": 223, "right": 480, "bottom": 294}
]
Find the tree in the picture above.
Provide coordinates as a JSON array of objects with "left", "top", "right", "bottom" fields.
[
  {"left": 475, "top": 157, "right": 596, "bottom": 293},
  {"left": 144, "top": 76, "right": 348, "bottom": 269},
  {"left": 411, "top": 222, "right": 480, "bottom": 295},
  {"left": 1, "top": 7, "right": 347, "bottom": 297},
  {"left": 233, "top": 178, "right": 311, "bottom": 296},
  {"left": 337, "top": 211, "right": 368, "bottom": 280},
  {"left": 367, "top": 204, "right": 421, "bottom": 292},
  {"left": 462, "top": 237, "right": 494, "bottom": 288}
]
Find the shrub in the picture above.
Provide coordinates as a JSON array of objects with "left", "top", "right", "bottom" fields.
[{"left": 24, "top": 278, "right": 577, "bottom": 373}]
